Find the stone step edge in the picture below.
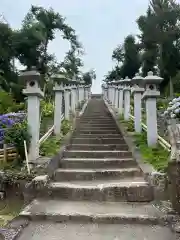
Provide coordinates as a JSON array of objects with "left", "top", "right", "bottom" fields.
[
  {"left": 70, "top": 144, "right": 128, "bottom": 146},
  {"left": 66, "top": 150, "right": 130, "bottom": 153},
  {"left": 55, "top": 168, "right": 140, "bottom": 173},
  {"left": 20, "top": 212, "right": 171, "bottom": 226},
  {"left": 49, "top": 181, "right": 150, "bottom": 189},
  {"left": 61, "top": 158, "right": 134, "bottom": 161}
]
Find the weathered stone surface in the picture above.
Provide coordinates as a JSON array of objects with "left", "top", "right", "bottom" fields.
[
  {"left": 54, "top": 168, "right": 141, "bottom": 181},
  {"left": 72, "top": 137, "right": 126, "bottom": 144},
  {"left": 47, "top": 179, "right": 153, "bottom": 202},
  {"left": 18, "top": 222, "right": 179, "bottom": 240},
  {"left": 167, "top": 161, "right": 180, "bottom": 214},
  {"left": 64, "top": 150, "right": 132, "bottom": 158},
  {"left": 69, "top": 143, "right": 129, "bottom": 151},
  {"left": 20, "top": 199, "right": 171, "bottom": 225},
  {"left": 74, "top": 133, "right": 122, "bottom": 138},
  {"left": 60, "top": 158, "right": 137, "bottom": 169}
]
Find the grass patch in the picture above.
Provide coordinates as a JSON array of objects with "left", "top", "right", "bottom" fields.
[
  {"left": 119, "top": 115, "right": 134, "bottom": 132},
  {"left": 121, "top": 118, "right": 169, "bottom": 172},
  {"left": 134, "top": 132, "right": 169, "bottom": 172}
]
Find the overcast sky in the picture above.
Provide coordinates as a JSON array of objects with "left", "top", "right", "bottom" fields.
[{"left": 1, "top": 0, "right": 149, "bottom": 93}]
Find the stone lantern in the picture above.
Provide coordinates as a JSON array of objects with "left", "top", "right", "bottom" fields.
[
  {"left": 142, "top": 71, "right": 163, "bottom": 146},
  {"left": 52, "top": 73, "right": 64, "bottom": 135},
  {"left": 131, "top": 73, "right": 144, "bottom": 133},
  {"left": 123, "top": 76, "right": 131, "bottom": 121},
  {"left": 20, "top": 67, "right": 44, "bottom": 164}
]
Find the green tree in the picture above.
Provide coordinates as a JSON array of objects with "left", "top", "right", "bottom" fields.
[{"left": 82, "top": 69, "right": 96, "bottom": 85}]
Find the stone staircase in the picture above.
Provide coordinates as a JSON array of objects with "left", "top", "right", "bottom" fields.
[{"left": 18, "top": 98, "right": 178, "bottom": 240}]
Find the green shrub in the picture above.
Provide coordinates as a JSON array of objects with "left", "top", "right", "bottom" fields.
[
  {"left": 61, "top": 119, "right": 71, "bottom": 135},
  {"left": 41, "top": 100, "right": 54, "bottom": 118},
  {"left": 40, "top": 135, "right": 62, "bottom": 157},
  {"left": 0, "top": 91, "right": 15, "bottom": 114},
  {"left": 4, "top": 121, "right": 31, "bottom": 164},
  {"left": 157, "top": 99, "right": 168, "bottom": 110}
]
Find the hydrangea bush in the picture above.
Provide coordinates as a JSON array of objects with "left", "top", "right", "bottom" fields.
[
  {"left": 0, "top": 112, "right": 26, "bottom": 144},
  {"left": 163, "top": 97, "right": 180, "bottom": 120}
]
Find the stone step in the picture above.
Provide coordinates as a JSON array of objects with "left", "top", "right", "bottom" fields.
[
  {"left": 79, "top": 120, "right": 115, "bottom": 124},
  {"left": 68, "top": 144, "right": 129, "bottom": 151},
  {"left": 17, "top": 222, "right": 177, "bottom": 240},
  {"left": 54, "top": 168, "right": 141, "bottom": 181},
  {"left": 47, "top": 179, "right": 154, "bottom": 202},
  {"left": 74, "top": 134, "right": 123, "bottom": 138},
  {"left": 72, "top": 138, "right": 126, "bottom": 144},
  {"left": 79, "top": 123, "right": 116, "bottom": 127},
  {"left": 77, "top": 126, "right": 118, "bottom": 130},
  {"left": 76, "top": 129, "right": 119, "bottom": 134},
  {"left": 80, "top": 118, "right": 113, "bottom": 122},
  {"left": 60, "top": 158, "right": 137, "bottom": 169},
  {"left": 64, "top": 150, "right": 132, "bottom": 158},
  {"left": 20, "top": 199, "right": 170, "bottom": 225}
]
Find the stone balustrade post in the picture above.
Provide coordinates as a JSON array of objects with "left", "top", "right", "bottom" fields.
[
  {"left": 104, "top": 84, "right": 108, "bottom": 101},
  {"left": 118, "top": 80, "right": 124, "bottom": 115},
  {"left": 85, "top": 85, "right": 89, "bottom": 100},
  {"left": 131, "top": 73, "right": 144, "bottom": 133},
  {"left": 115, "top": 85, "right": 119, "bottom": 109},
  {"left": 79, "top": 84, "right": 83, "bottom": 103},
  {"left": 20, "top": 67, "right": 44, "bottom": 164},
  {"left": 64, "top": 85, "right": 71, "bottom": 120},
  {"left": 142, "top": 71, "right": 163, "bottom": 147},
  {"left": 88, "top": 84, "right": 92, "bottom": 99},
  {"left": 109, "top": 83, "right": 113, "bottom": 105},
  {"left": 101, "top": 84, "right": 105, "bottom": 99},
  {"left": 113, "top": 85, "right": 117, "bottom": 108},
  {"left": 123, "top": 77, "right": 131, "bottom": 121},
  {"left": 76, "top": 84, "right": 79, "bottom": 107},
  {"left": 71, "top": 84, "right": 77, "bottom": 114},
  {"left": 52, "top": 74, "right": 65, "bottom": 135}
]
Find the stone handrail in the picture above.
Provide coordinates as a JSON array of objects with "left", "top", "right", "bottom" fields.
[
  {"left": 129, "top": 114, "right": 171, "bottom": 152},
  {"left": 39, "top": 114, "right": 65, "bottom": 145},
  {"left": 39, "top": 98, "right": 90, "bottom": 146}
]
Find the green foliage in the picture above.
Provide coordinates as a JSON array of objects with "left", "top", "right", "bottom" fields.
[
  {"left": 120, "top": 117, "right": 135, "bottom": 132},
  {"left": 120, "top": 118, "right": 169, "bottom": 172},
  {"left": 4, "top": 121, "right": 31, "bottom": 164},
  {"left": 40, "top": 135, "right": 62, "bottom": 157},
  {"left": 61, "top": 119, "right": 71, "bottom": 135},
  {"left": 0, "top": 91, "right": 25, "bottom": 114},
  {"left": 40, "top": 120, "right": 72, "bottom": 157},
  {"left": 157, "top": 98, "right": 169, "bottom": 110},
  {"left": 0, "top": 91, "right": 15, "bottom": 114},
  {"left": 82, "top": 69, "right": 96, "bottom": 85},
  {"left": 0, "top": 5, "right": 83, "bottom": 101},
  {"left": 40, "top": 100, "right": 54, "bottom": 118},
  {"left": 134, "top": 132, "right": 169, "bottom": 172},
  {"left": 105, "top": 35, "right": 140, "bottom": 81}
]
